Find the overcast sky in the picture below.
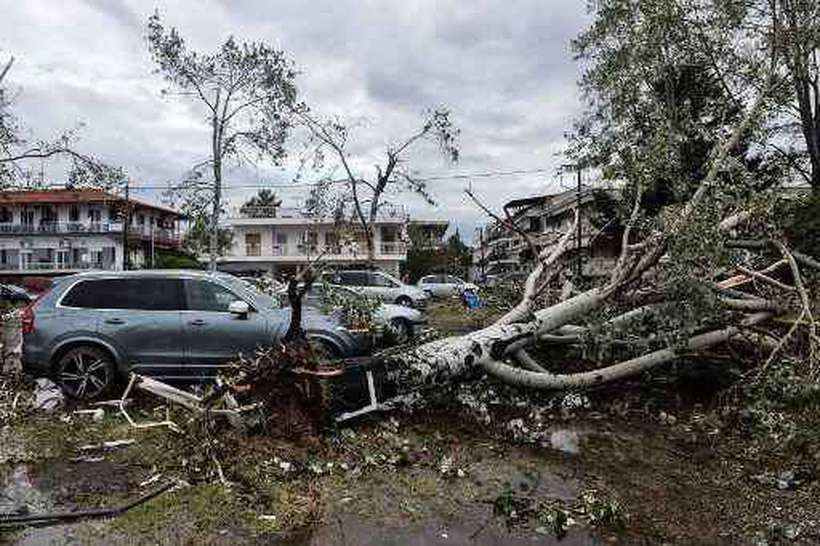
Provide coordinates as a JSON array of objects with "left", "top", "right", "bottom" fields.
[{"left": 0, "top": 0, "right": 590, "bottom": 242}]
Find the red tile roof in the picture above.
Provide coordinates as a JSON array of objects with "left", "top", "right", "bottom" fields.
[{"left": 0, "top": 189, "right": 183, "bottom": 217}]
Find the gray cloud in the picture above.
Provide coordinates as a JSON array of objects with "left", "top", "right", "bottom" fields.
[
  {"left": 1, "top": 0, "right": 589, "bottom": 242},
  {"left": 82, "top": 0, "right": 142, "bottom": 31}
]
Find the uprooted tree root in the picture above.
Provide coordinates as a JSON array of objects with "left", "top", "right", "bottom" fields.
[
  {"left": 173, "top": 342, "right": 338, "bottom": 481},
  {"left": 225, "top": 343, "right": 333, "bottom": 438}
]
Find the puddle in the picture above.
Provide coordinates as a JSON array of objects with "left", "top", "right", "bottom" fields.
[
  {"left": 469, "top": 460, "right": 581, "bottom": 502},
  {"left": 1, "top": 459, "right": 135, "bottom": 545},
  {"left": 278, "top": 515, "right": 602, "bottom": 546},
  {"left": 1, "top": 464, "right": 54, "bottom": 516},
  {"left": 549, "top": 429, "right": 583, "bottom": 455}
]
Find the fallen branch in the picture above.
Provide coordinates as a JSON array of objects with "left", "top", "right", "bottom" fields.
[
  {"left": 0, "top": 482, "right": 175, "bottom": 527},
  {"left": 481, "top": 312, "right": 773, "bottom": 389}
]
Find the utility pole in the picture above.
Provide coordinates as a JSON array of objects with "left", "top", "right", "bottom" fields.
[
  {"left": 479, "top": 227, "right": 486, "bottom": 281},
  {"left": 576, "top": 167, "right": 582, "bottom": 280},
  {"left": 123, "top": 179, "right": 130, "bottom": 271}
]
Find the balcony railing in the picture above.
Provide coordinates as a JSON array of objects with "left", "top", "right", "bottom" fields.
[
  {"left": 229, "top": 203, "right": 409, "bottom": 221},
  {"left": 0, "top": 222, "right": 120, "bottom": 234},
  {"left": 0, "top": 222, "right": 180, "bottom": 245},
  {"left": 379, "top": 242, "right": 406, "bottom": 255},
  {"left": 228, "top": 242, "right": 408, "bottom": 259},
  {"left": 0, "top": 261, "right": 117, "bottom": 272}
]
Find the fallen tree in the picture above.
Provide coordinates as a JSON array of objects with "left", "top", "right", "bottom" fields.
[
  {"left": 362, "top": 28, "right": 817, "bottom": 399},
  {"left": 125, "top": 4, "right": 817, "bottom": 431}
]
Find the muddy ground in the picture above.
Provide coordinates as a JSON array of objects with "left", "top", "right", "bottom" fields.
[{"left": 1, "top": 300, "right": 819, "bottom": 545}]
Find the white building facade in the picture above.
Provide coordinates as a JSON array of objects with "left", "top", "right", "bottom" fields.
[
  {"left": 218, "top": 205, "right": 407, "bottom": 277},
  {"left": 218, "top": 205, "right": 446, "bottom": 278},
  {"left": 0, "top": 189, "right": 183, "bottom": 275}
]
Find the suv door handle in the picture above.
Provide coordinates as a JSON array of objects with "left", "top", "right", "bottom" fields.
[
  {"left": 188, "top": 319, "right": 206, "bottom": 326},
  {"left": 104, "top": 318, "right": 125, "bottom": 325}
]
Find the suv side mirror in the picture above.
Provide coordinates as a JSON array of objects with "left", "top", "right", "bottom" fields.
[{"left": 228, "top": 300, "right": 250, "bottom": 318}]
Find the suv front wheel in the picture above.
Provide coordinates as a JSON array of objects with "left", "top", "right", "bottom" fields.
[{"left": 55, "top": 346, "right": 116, "bottom": 400}]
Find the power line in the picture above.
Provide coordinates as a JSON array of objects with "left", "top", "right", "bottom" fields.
[{"left": 99, "top": 167, "right": 557, "bottom": 193}]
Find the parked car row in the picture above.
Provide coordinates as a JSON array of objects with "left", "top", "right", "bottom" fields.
[
  {"left": 416, "top": 274, "right": 478, "bottom": 297},
  {"left": 319, "top": 270, "right": 430, "bottom": 308},
  {"left": 293, "top": 283, "right": 427, "bottom": 344},
  {"left": 18, "top": 267, "right": 477, "bottom": 401},
  {"left": 21, "top": 270, "right": 362, "bottom": 399}
]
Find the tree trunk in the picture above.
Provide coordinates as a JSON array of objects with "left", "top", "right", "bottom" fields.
[
  {"left": 380, "top": 289, "right": 607, "bottom": 388},
  {"left": 209, "top": 114, "right": 222, "bottom": 272}
]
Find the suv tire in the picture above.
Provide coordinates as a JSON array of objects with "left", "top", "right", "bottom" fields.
[
  {"left": 390, "top": 318, "right": 412, "bottom": 344},
  {"left": 55, "top": 346, "right": 116, "bottom": 400}
]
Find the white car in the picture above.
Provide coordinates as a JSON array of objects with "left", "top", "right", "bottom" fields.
[
  {"left": 320, "top": 270, "right": 430, "bottom": 308},
  {"left": 303, "top": 284, "right": 426, "bottom": 343},
  {"left": 417, "top": 274, "right": 478, "bottom": 298}
]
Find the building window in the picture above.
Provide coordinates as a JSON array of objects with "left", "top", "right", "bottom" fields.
[
  {"left": 21, "top": 208, "right": 34, "bottom": 227},
  {"left": 325, "top": 232, "right": 340, "bottom": 253},
  {"left": 245, "top": 233, "right": 261, "bottom": 256},
  {"left": 0, "top": 207, "right": 12, "bottom": 223},
  {"left": 69, "top": 205, "right": 80, "bottom": 222}
]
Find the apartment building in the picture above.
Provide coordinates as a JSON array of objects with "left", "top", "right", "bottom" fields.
[
  {"left": 0, "top": 189, "right": 183, "bottom": 275},
  {"left": 218, "top": 203, "right": 448, "bottom": 278},
  {"left": 472, "top": 187, "right": 620, "bottom": 282}
]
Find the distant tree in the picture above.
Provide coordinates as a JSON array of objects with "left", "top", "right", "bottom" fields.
[
  {"left": 403, "top": 226, "right": 470, "bottom": 283},
  {"left": 240, "top": 189, "right": 282, "bottom": 217},
  {"left": 153, "top": 248, "right": 203, "bottom": 269},
  {"left": 297, "top": 108, "right": 459, "bottom": 267},
  {"left": 181, "top": 214, "right": 233, "bottom": 259},
  {"left": 147, "top": 13, "right": 300, "bottom": 270}
]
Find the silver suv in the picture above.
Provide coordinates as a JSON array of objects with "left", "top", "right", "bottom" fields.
[
  {"left": 320, "top": 270, "right": 430, "bottom": 308},
  {"left": 21, "top": 270, "right": 360, "bottom": 399}
]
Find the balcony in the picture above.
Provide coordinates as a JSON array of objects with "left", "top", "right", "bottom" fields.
[
  {"left": 0, "top": 222, "right": 180, "bottom": 246},
  {"left": 220, "top": 241, "right": 407, "bottom": 262},
  {"left": 0, "top": 261, "right": 117, "bottom": 273},
  {"left": 228, "top": 203, "right": 409, "bottom": 223},
  {"left": 127, "top": 226, "right": 181, "bottom": 246},
  {"left": 0, "top": 221, "right": 120, "bottom": 235}
]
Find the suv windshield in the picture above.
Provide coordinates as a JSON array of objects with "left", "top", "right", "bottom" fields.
[{"left": 214, "top": 273, "right": 279, "bottom": 309}]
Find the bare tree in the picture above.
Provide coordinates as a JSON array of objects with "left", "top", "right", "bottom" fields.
[
  {"left": 296, "top": 108, "right": 459, "bottom": 267},
  {"left": 0, "top": 53, "right": 124, "bottom": 189},
  {"left": 147, "top": 13, "right": 300, "bottom": 270},
  {"left": 776, "top": 0, "right": 820, "bottom": 190}
]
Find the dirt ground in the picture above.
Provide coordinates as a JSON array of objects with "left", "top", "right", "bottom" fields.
[{"left": 2, "top": 299, "right": 819, "bottom": 545}]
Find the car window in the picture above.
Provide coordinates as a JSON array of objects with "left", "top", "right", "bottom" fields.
[
  {"left": 61, "top": 278, "right": 183, "bottom": 310},
  {"left": 369, "top": 273, "right": 395, "bottom": 287},
  {"left": 420, "top": 276, "right": 435, "bottom": 284},
  {"left": 184, "top": 280, "right": 244, "bottom": 312},
  {"left": 445, "top": 275, "right": 461, "bottom": 284},
  {"left": 338, "top": 272, "right": 365, "bottom": 286}
]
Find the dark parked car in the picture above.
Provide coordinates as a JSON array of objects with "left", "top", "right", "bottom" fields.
[{"left": 21, "top": 270, "right": 361, "bottom": 399}]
